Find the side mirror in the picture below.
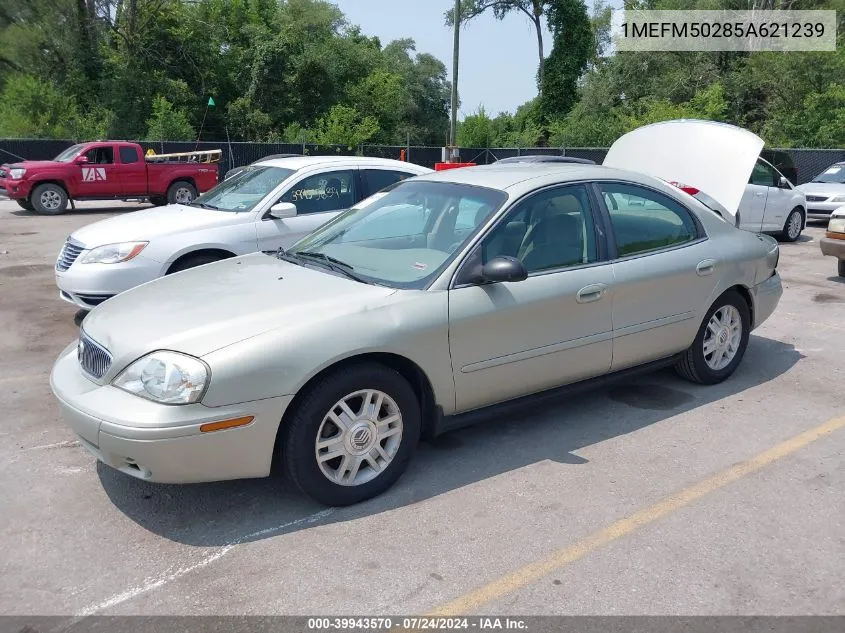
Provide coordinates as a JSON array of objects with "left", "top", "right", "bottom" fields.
[
  {"left": 75, "top": 155, "right": 89, "bottom": 164},
  {"left": 481, "top": 256, "right": 528, "bottom": 283},
  {"left": 268, "top": 202, "right": 297, "bottom": 219},
  {"left": 778, "top": 176, "right": 791, "bottom": 188}
]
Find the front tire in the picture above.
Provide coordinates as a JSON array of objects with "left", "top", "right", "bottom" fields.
[
  {"left": 780, "top": 207, "right": 804, "bottom": 242},
  {"left": 283, "top": 363, "right": 421, "bottom": 506},
  {"left": 149, "top": 195, "right": 168, "bottom": 207},
  {"left": 675, "top": 290, "right": 751, "bottom": 385},
  {"left": 15, "top": 199, "right": 34, "bottom": 211},
  {"left": 166, "top": 180, "right": 197, "bottom": 205},
  {"left": 31, "top": 183, "right": 69, "bottom": 215}
]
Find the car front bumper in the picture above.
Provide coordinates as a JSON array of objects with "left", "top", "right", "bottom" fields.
[
  {"left": 50, "top": 341, "right": 291, "bottom": 484},
  {"left": 820, "top": 236, "right": 845, "bottom": 260},
  {"left": 55, "top": 256, "right": 163, "bottom": 310},
  {"left": 0, "top": 177, "right": 32, "bottom": 200},
  {"left": 806, "top": 201, "right": 845, "bottom": 219},
  {"left": 750, "top": 270, "right": 783, "bottom": 331}
]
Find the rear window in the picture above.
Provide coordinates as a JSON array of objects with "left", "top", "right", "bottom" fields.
[{"left": 119, "top": 146, "right": 139, "bottom": 164}]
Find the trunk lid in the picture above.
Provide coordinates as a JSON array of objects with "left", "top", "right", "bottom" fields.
[{"left": 603, "top": 120, "right": 764, "bottom": 221}]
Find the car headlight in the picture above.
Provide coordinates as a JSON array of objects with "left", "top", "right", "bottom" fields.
[
  {"left": 113, "top": 351, "right": 209, "bottom": 404},
  {"left": 830, "top": 195, "right": 845, "bottom": 203},
  {"left": 828, "top": 216, "right": 845, "bottom": 234},
  {"left": 79, "top": 242, "right": 148, "bottom": 264},
  {"left": 9, "top": 168, "right": 26, "bottom": 179}
]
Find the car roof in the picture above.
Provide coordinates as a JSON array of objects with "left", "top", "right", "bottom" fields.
[
  {"left": 496, "top": 155, "right": 596, "bottom": 164},
  {"left": 254, "top": 155, "right": 430, "bottom": 172},
  {"left": 411, "top": 163, "right": 647, "bottom": 192}
]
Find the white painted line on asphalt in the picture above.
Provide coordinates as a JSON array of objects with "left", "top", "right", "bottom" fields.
[{"left": 75, "top": 508, "right": 334, "bottom": 616}]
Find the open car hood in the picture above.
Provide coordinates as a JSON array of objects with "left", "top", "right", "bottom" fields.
[{"left": 603, "top": 120, "right": 764, "bottom": 221}]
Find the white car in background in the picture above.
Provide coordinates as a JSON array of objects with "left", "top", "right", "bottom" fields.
[
  {"left": 54, "top": 156, "right": 431, "bottom": 310},
  {"left": 796, "top": 161, "right": 845, "bottom": 221},
  {"left": 675, "top": 157, "right": 806, "bottom": 242}
]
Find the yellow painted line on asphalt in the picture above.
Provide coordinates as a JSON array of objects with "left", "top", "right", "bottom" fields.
[{"left": 427, "top": 414, "right": 845, "bottom": 616}]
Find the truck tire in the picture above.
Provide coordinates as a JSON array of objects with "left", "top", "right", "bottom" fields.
[
  {"left": 149, "top": 196, "right": 168, "bottom": 207},
  {"left": 167, "top": 181, "right": 197, "bottom": 205},
  {"left": 31, "top": 183, "right": 69, "bottom": 215},
  {"left": 15, "top": 199, "right": 34, "bottom": 211},
  {"left": 839, "top": 259, "right": 845, "bottom": 278}
]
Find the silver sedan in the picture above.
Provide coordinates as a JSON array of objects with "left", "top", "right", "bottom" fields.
[{"left": 50, "top": 120, "right": 784, "bottom": 506}]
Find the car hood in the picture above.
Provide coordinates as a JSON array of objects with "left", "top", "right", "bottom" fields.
[
  {"left": 796, "top": 182, "right": 845, "bottom": 196},
  {"left": 70, "top": 204, "right": 246, "bottom": 247},
  {"left": 603, "top": 119, "right": 764, "bottom": 221},
  {"left": 80, "top": 253, "right": 397, "bottom": 363},
  {"left": 1, "top": 160, "right": 65, "bottom": 170}
]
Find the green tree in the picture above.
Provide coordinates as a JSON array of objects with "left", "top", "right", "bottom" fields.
[
  {"left": 145, "top": 96, "right": 195, "bottom": 141},
  {"left": 308, "top": 104, "right": 380, "bottom": 148},
  {"left": 458, "top": 106, "right": 494, "bottom": 146}
]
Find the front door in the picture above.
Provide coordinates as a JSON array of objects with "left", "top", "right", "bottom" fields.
[
  {"left": 73, "top": 145, "right": 121, "bottom": 197},
  {"left": 448, "top": 184, "right": 614, "bottom": 412},
  {"left": 256, "top": 168, "right": 358, "bottom": 252},
  {"left": 596, "top": 182, "right": 722, "bottom": 371}
]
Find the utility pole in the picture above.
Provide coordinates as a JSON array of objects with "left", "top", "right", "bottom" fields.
[{"left": 449, "top": 0, "right": 460, "bottom": 159}]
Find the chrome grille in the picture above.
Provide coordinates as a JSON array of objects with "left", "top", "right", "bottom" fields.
[
  {"left": 56, "top": 238, "right": 84, "bottom": 271},
  {"left": 806, "top": 195, "right": 829, "bottom": 202},
  {"left": 77, "top": 331, "right": 112, "bottom": 380}
]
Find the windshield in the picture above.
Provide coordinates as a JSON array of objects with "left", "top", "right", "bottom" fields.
[
  {"left": 287, "top": 180, "right": 508, "bottom": 289},
  {"left": 812, "top": 164, "right": 845, "bottom": 184},
  {"left": 191, "top": 165, "right": 296, "bottom": 212},
  {"left": 53, "top": 144, "right": 85, "bottom": 162}
]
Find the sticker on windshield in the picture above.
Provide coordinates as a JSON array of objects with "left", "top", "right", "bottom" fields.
[
  {"left": 413, "top": 262, "right": 428, "bottom": 270},
  {"left": 824, "top": 166, "right": 841, "bottom": 174}
]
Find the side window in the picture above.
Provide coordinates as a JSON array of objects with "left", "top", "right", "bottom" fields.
[
  {"left": 481, "top": 185, "right": 598, "bottom": 274},
  {"left": 363, "top": 169, "right": 413, "bottom": 197},
  {"left": 280, "top": 170, "right": 356, "bottom": 214},
  {"left": 84, "top": 147, "right": 114, "bottom": 165},
  {"left": 599, "top": 183, "right": 698, "bottom": 258},
  {"left": 750, "top": 161, "right": 776, "bottom": 187},
  {"left": 119, "top": 146, "right": 139, "bottom": 164}
]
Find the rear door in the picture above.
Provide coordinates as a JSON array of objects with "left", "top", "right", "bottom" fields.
[
  {"left": 255, "top": 167, "right": 358, "bottom": 251},
  {"left": 117, "top": 145, "right": 147, "bottom": 195},
  {"left": 72, "top": 145, "right": 121, "bottom": 197},
  {"left": 596, "top": 182, "right": 721, "bottom": 371}
]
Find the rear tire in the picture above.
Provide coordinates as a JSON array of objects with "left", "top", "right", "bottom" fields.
[
  {"left": 166, "top": 252, "right": 225, "bottom": 274},
  {"left": 282, "top": 363, "right": 421, "bottom": 506},
  {"left": 675, "top": 290, "right": 751, "bottom": 385},
  {"left": 15, "top": 199, "right": 34, "bottom": 211},
  {"left": 31, "top": 183, "right": 69, "bottom": 215},
  {"left": 149, "top": 196, "right": 168, "bottom": 207},
  {"left": 166, "top": 181, "right": 197, "bottom": 205},
  {"left": 838, "top": 259, "right": 845, "bottom": 277},
  {"left": 779, "top": 207, "right": 804, "bottom": 242}
]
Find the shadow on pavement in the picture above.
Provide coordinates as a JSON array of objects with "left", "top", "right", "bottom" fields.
[
  {"left": 11, "top": 204, "right": 150, "bottom": 217},
  {"left": 99, "top": 335, "right": 803, "bottom": 547}
]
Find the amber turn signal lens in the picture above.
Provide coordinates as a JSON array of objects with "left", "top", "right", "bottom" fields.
[{"left": 200, "top": 416, "right": 254, "bottom": 433}]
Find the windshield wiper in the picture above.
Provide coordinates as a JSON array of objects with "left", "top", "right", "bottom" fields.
[
  {"left": 292, "top": 251, "right": 371, "bottom": 284},
  {"left": 189, "top": 202, "right": 219, "bottom": 210}
]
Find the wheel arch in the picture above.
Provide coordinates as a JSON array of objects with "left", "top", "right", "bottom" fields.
[
  {"left": 31, "top": 179, "right": 70, "bottom": 198},
  {"left": 166, "top": 247, "right": 237, "bottom": 274},
  {"left": 168, "top": 176, "right": 198, "bottom": 191},
  {"left": 725, "top": 283, "right": 754, "bottom": 327},
  {"left": 273, "top": 352, "right": 439, "bottom": 466}
]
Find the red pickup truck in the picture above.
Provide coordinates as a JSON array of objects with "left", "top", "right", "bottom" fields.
[{"left": 0, "top": 141, "right": 220, "bottom": 215}]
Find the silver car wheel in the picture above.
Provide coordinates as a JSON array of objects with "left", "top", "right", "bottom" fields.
[
  {"left": 40, "top": 189, "right": 62, "bottom": 210},
  {"left": 315, "top": 389, "right": 403, "bottom": 487},
  {"left": 787, "top": 211, "right": 802, "bottom": 240},
  {"left": 703, "top": 305, "right": 742, "bottom": 371},
  {"left": 174, "top": 187, "right": 194, "bottom": 204}
]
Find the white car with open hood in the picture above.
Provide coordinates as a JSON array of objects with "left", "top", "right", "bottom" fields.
[
  {"left": 53, "top": 156, "right": 431, "bottom": 310},
  {"left": 50, "top": 120, "right": 783, "bottom": 506}
]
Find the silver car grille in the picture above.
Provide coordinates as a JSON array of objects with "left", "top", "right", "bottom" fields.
[
  {"left": 806, "top": 195, "right": 829, "bottom": 202},
  {"left": 56, "top": 238, "right": 84, "bottom": 271},
  {"left": 78, "top": 330, "right": 112, "bottom": 380}
]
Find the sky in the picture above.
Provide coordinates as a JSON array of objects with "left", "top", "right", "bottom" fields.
[{"left": 330, "top": 0, "right": 554, "bottom": 119}]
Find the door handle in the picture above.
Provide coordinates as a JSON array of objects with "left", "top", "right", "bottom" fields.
[
  {"left": 696, "top": 259, "right": 717, "bottom": 276},
  {"left": 576, "top": 283, "right": 608, "bottom": 304}
]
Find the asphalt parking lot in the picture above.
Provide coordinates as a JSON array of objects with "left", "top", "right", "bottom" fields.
[{"left": 1, "top": 199, "right": 843, "bottom": 616}]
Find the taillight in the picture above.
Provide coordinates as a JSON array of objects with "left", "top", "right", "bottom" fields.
[{"left": 669, "top": 181, "right": 700, "bottom": 195}]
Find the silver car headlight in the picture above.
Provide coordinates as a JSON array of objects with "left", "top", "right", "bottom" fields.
[
  {"left": 828, "top": 216, "right": 845, "bottom": 234},
  {"left": 113, "top": 351, "right": 209, "bottom": 404},
  {"left": 9, "top": 168, "right": 26, "bottom": 179},
  {"left": 79, "top": 242, "right": 148, "bottom": 264},
  {"left": 830, "top": 195, "right": 845, "bottom": 203}
]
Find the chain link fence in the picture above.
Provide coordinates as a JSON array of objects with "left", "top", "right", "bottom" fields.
[{"left": 1, "top": 139, "right": 843, "bottom": 185}]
